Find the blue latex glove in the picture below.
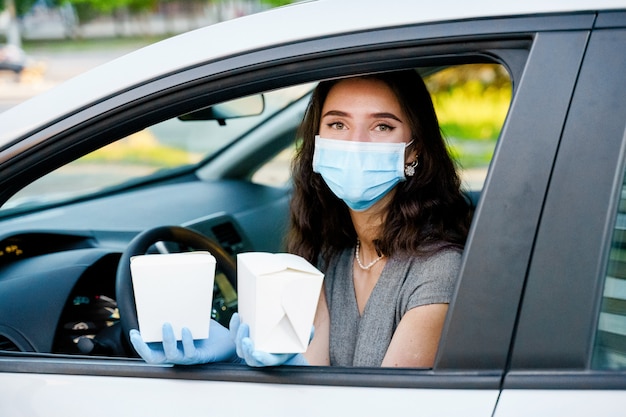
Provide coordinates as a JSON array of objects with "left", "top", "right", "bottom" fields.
[
  {"left": 130, "top": 319, "right": 237, "bottom": 365},
  {"left": 229, "top": 312, "right": 309, "bottom": 367}
]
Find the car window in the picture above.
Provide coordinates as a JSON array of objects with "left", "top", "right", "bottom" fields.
[
  {"left": 593, "top": 170, "right": 626, "bottom": 369},
  {"left": 0, "top": 64, "right": 513, "bottom": 361},
  {"left": 252, "top": 63, "right": 512, "bottom": 194}
]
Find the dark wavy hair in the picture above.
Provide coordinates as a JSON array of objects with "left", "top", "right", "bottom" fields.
[{"left": 286, "top": 69, "right": 472, "bottom": 267}]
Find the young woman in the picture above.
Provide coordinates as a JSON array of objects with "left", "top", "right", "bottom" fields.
[{"left": 130, "top": 69, "right": 472, "bottom": 368}]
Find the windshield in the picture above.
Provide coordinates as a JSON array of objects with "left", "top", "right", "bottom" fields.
[{"left": 2, "top": 84, "right": 313, "bottom": 213}]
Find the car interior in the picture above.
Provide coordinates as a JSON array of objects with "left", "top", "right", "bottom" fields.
[{"left": 0, "top": 63, "right": 509, "bottom": 359}]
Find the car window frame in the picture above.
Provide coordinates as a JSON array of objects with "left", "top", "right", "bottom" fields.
[
  {"left": 0, "top": 13, "right": 597, "bottom": 390},
  {"left": 505, "top": 23, "right": 626, "bottom": 387}
]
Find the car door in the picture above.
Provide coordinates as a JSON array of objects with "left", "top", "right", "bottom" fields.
[
  {"left": 0, "top": 12, "right": 596, "bottom": 417},
  {"left": 494, "top": 12, "right": 626, "bottom": 417}
]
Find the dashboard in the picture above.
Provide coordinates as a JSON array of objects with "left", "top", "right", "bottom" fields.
[{"left": 0, "top": 177, "right": 291, "bottom": 356}]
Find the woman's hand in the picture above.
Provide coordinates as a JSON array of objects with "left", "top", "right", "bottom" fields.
[
  {"left": 130, "top": 319, "right": 237, "bottom": 365},
  {"left": 229, "top": 313, "right": 309, "bottom": 367}
]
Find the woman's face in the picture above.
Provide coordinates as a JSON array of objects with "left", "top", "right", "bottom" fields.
[{"left": 318, "top": 77, "right": 412, "bottom": 144}]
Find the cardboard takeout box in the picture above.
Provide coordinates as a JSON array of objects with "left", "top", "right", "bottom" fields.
[
  {"left": 237, "top": 252, "right": 324, "bottom": 353},
  {"left": 130, "top": 251, "right": 216, "bottom": 343}
]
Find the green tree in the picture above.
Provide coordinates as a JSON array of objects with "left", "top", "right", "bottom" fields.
[
  {"left": 0, "top": 0, "right": 32, "bottom": 45},
  {"left": 63, "top": 0, "right": 158, "bottom": 13},
  {"left": 55, "top": 0, "right": 161, "bottom": 35},
  {"left": 259, "top": 0, "right": 292, "bottom": 6},
  {"left": 0, "top": 0, "right": 38, "bottom": 16},
  {"left": 0, "top": 0, "right": 295, "bottom": 43}
]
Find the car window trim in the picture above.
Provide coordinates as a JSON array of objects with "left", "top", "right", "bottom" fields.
[
  {"left": 0, "top": 355, "right": 502, "bottom": 389},
  {"left": 0, "top": 15, "right": 597, "bottom": 384},
  {"left": 437, "top": 29, "right": 590, "bottom": 370}
]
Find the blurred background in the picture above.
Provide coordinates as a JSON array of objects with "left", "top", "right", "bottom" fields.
[{"left": 0, "top": 0, "right": 292, "bottom": 112}]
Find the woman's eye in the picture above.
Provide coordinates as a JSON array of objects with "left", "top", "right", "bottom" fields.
[
  {"left": 375, "top": 124, "right": 394, "bottom": 132},
  {"left": 328, "top": 122, "right": 345, "bottom": 130}
]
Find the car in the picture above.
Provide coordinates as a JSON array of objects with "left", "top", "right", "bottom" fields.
[{"left": 1, "top": 0, "right": 626, "bottom": 415}]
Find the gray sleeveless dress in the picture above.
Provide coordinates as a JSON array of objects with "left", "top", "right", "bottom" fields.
[{"left": 323, "top": 247, "right": 461, "bottom": 367}]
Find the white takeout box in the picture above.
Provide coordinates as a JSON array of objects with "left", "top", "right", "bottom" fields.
[
  {"left": 237, "top": 252, "right": 324, "bottom": 353},
  {"left": 130, "top": 251, "right": 216, "bottom": 343}
]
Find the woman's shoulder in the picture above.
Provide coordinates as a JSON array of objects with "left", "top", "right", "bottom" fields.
[
  {"left": 402, "top": 242, "right": 463, "bottom": 260},
  {"left": 424, "top": 245, "right": 463, "bottom": 261},
  {"left": 424, "top": 247, "right": 462, "bottom": 272},
  {"left": 401, "top": 244, "right": 463, "bottom": 274}
]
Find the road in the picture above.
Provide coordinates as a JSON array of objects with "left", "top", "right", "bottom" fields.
[{"left": 0, "top": 46, "right": 144, "bottom": 114}]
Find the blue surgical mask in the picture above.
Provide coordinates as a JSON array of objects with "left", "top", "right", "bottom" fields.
[{"left": 312, "top": 135, "right": 409, "bottom": 211}]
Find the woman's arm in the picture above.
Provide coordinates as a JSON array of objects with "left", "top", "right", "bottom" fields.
[
  {"left": 303, "top": 287, "right": 331, "bottom": 366},
  {"left": 381, "top": 303, "right": 449, "bottom": 368}
]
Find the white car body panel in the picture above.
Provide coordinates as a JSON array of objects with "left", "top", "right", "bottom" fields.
[
  {"left": 1, "top": 0, "right": 626, "bottom": 145},
  {"left": 494, "top": 389, "right": 626, "bottom": 417},
  {"left": 0, "top": 372, "right": 499, "bottom": 417}
]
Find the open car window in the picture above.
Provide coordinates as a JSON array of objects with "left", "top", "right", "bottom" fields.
[{"left": 0, "top": 63, "right": 512, "bottom": 361}]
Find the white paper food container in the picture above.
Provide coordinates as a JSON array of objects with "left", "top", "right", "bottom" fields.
[
  {"left": 130, "top": 251, "right": 216, "bottom": 343},
  {"left": 237, "top": 252, "right": 323, "bottom": 353}
]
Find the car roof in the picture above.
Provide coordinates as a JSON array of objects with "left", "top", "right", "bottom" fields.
[{"left": 0, "top": 0, "right": 625, "bottom": 146}]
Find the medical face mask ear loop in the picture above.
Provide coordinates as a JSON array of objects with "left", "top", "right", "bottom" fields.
[{"left": 403, "top": 139, "right": 418, "bottom": 177}]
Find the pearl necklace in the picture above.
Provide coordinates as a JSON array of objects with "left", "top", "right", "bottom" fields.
[{"left": 355, "top": 239, "right": 384, "bottom": 270}]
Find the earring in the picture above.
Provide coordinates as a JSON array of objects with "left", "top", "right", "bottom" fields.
[{"left": 404, "top": 159, "right": 419, "bottom": 177}]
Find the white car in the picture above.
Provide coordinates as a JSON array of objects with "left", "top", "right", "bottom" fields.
[{"left": 1, "top": 0, "right": 626, "bottom": 415}]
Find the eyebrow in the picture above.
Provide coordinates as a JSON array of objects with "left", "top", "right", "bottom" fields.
[{"left": 321, "top": 110, "right": 404, "bottom": 122}]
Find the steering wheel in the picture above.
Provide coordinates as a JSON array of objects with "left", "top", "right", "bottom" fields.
[{"left": 115, "top": 225, "right": 237, "bottom": 353}]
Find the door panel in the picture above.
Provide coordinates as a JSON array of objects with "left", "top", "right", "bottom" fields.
[
  {"left": 0, "top": 371, "right": 499, "bottom": 417},
  {"left": 495, "top": 389, "right": 626, "bottom": 417}
]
